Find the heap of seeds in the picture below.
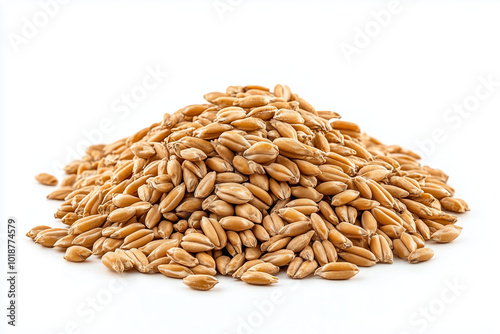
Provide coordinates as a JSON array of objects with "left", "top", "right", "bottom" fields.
[{"left": 28, "top": 84, "right": 469, "bottom": 291}]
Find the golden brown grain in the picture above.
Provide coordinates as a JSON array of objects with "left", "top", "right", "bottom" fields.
[
  {"left": 183, "top": 274, "right": 219, "bottom": 291},
  {"left": 35, "top": 173, "right": 58, "bottom": 186},
  {"left": 63, "top": 245, "right": 92, "bottom": 262}
]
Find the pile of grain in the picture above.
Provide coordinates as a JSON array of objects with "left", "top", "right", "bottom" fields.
[{"left": 28, "top": 84, "right": 469, "bottom": 291}]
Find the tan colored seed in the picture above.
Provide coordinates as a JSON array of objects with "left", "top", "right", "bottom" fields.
[
  {"left": 102, "top": 252, "right": 124, "bottom": 273},
  {"left": 167, "top": 247, "right": 199, "bottom": 267},
  {"left": 232, "top": 260, "right": 265, "bottom": 279},
  {"left": 310, "top": 213, "right": 329, "bottom": 240},
  {"left": 108, "top": 207, "right": 137, "bottom": 223},
  {"left": 279, "top": 221, "right": 311, "bottom": 237},
  {"left": 200, "top": 216, "right": 227, "bottom": 249},
  {"left": 408, "top": 247, "right": 434, "bottom": 264},
  {"left": 430, "top": 225, "right": 462, "bottom": 243},
  {"left": 370, "top": 234, "right": 393, "bottom": 264},
  {"left": 215, "top": 255, "right": 231, "bottom": 275},
  {"left": 180, "top": 233, "right": 215, "bottom": 252},
  {"left": 235, "top": 95, "right": 270, "bottom": 108},
  {"left": 26, "top": 225, "right": 51, "bottom": 240},
  {"left": 215, "top": 183, "right": 253, "bottom": 204},
  {"left": 440, "top": 197, "right": 469, "bottom": 213},
  {"left": 183, "top": 275, "right": 218, "bottom": 291},
  {"left": 53, "top": 234, "right": 77, "bottom": 248},
  {"left": 194, "top": 171, "right": 216, "bottom": 198},
  {"left": 35, "top": 173, "right": 58, "bottom": 186},
  {"left": 331, "top": 190, "right": 360, "bottom": 206},
  {"left": 160, "top": 184, "right": 186, "bottom": 213},
  {"left": 241, "top": 271, "right": 278, "bottom": 285},
  {"left": 314, "top": 262, "right": 360, "bottom": 280},
  {"left": 219, "top": 216, "right": 255, "bottom": 231},
  {"left": 338, "top": 246, "right": 377, "bottom": 267},
  {"left": 145, "top": 257, "right": 171, "bottom": 273},
  {"left": 35, "top": 228, "right": 68, "bottom": 247},
  {"left": 158, "top": 264, "right": 194, "bottom": 279},
  {"left": 110, "top": 223, "right": 144, "bottom": 239},
  {"left": 225, "top": 253, "right": 246, "bottom": 274},
  {"left": 260, "top": 249, "right": 295, "bottom": 266},
  {"left": 179, "top": 148, "right": 207, "bottom": 161},
  {"left": 69, "top": 215, "right": 107, "bottom": 235},
  {"left": 47, "top": 187, "right": 74, "bottom": 200},
  {"left": 243, "top": 142, "right": 279, "bottom": 164},
  {"left": 64, "top": 246, "right": 92, "bottom": 262},
  {"left": 147, "top": 239, "right": 180, "bottom": 262},
  {"left": 114, "top": 249, "right": 135, "bottom": 271},
  {"left": 247, "top": 262, "right": 280, "bottom": 275}
]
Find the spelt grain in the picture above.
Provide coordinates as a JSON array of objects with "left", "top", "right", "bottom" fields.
[
  {"left": 241, "top": 271, "right": 278, "bottom": 285},
  {"left": 64, "top": 246, "right": 92, "bottom": 262},
  {"left": 183, "top": 274, "right": 219, "bottom": 291},
  {"left": 35, "top": 173, "right": 58, "bottom": 186}
]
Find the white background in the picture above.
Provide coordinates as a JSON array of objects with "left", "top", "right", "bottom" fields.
[{"left": 1, "top": 1, "right": 499, "bottom": 334}]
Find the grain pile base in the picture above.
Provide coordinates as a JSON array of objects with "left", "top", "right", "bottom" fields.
[{"left": 29, "top": 84, "right": 469, "bottom": 290}]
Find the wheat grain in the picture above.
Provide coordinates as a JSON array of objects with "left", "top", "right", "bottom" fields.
[
  {"left": 430, "top": 225, "right": 462, "bottom": 243},
  {"left": 408, "top": 247, "right": 434, "bottom": 263},
  {"left": 241, "top": 271, "right": 278, "bottom": 285},
  {"left": 183, "top": 275, "right": 219, "bottom": 291},
  {"left": 315, "top": 262, "right": 360, "bottom": 280},
  {"left": 35, "top": 173, "right": 58, "bottom": 186},
  {"left": 158, "top": 264, "right": 194, "bottom": 279},
  {"left": 63, "top": 245, "right": 92, "bottom": 262}
]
